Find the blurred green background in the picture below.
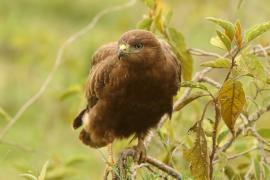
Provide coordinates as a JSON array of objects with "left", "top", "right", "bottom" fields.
[{"left": 1, "top": 0, "right": 270, "bottom": 179}]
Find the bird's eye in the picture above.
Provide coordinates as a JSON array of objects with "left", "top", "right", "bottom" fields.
[{"left": 133, "top": 43, "right": 144, "bottom": 49}]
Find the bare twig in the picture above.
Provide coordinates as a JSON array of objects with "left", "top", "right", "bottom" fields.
[
  {"left": 0, "top": 0, "right": 137, "bottom": 140},
  {"left": 146, "top": 156, "right": 181, "bottom": 180},
  {"left": 227, "top": 147, "right": 258, "bottom": 161},
  {"left": 188, "top": 48, "right": 222, "bottom": 58},
  {"left": 199, "top": 77, "right": 221, "bottom": 88},
  {"left": 253, "top": 45, "right": 270, "bottom": 57}
]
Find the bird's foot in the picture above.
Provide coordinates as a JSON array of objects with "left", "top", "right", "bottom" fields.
[
  {"left": 105, "top": 158, "right": 115, "bottom": 171},
  {"left": 133, "top": 139, "right": 146, "bottom": 164},
  {"left": 103, "top": 143, "right": 117, "bottom": 180}
]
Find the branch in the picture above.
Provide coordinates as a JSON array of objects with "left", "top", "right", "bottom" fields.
[
  {"left": 0, "top": 0, "right": 137, "bottom": 140},
  {"left": 116, "top": 148, "right": 182, "bottom": 180},
  {"left": 227, "top": 147, "right": 258, "bottom": 161},
  {"left": 188, "top": 48, "right": 222, "bottom": 58},
  {"left": 146, "top": 156, "right": 181, "bottom": 180},
  {"left": 252, "top": 45, "right": 270, "bottom": 57},
  {"left": 209, "top": 102, "right": 220, "bottom": 180}
]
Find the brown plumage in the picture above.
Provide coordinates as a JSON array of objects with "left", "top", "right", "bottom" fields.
[{"left": 73, "top": 30, "right": 181, "bottom": 149}]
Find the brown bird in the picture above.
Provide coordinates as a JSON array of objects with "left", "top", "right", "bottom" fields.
[{"left": 73, "top": 29, "right": 181, "bottom": 166}]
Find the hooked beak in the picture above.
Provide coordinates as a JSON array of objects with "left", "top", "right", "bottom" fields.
[{"left": 118, "top": 44, "right": 129, "bottom": 59}]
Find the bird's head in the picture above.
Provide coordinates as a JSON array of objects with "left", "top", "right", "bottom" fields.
[{"left": 117, "top": 30, "right": 162, "bottom": 65}]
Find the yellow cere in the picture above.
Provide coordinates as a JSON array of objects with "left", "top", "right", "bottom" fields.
[{"left": 119, "top": 44, "right": 127, "bottom": 50}]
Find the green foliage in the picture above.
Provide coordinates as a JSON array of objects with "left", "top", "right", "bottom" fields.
[
  {"left": 201, "top": 58, "right": 231, "bottom": 68},
  {"left": 216, "top": 30, "right": 232, "bottom": 50},
  {"left": 239, "top": 54, "right": 267, "bottom": 82},
  {"left": 257, "top": 128, "right": 270, "bottom": 139},
  {"left": 245, "top": 21, "right": 270, "bottom": 43},
  {"left": 167, "top": 27, "right": 194, "bottom": 80},
  {"left": 206, "top": 17, "right": 235, "bottom": 40}
]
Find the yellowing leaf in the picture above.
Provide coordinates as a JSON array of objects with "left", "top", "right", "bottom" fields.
[
  {"left": 210, "top": 36, "right": 226, "bottom": 50},
  {"left": 201, "top": 58, "right": 231, "bottom": 68},
  {"left": 218, "top": 80, "right": 246, "bottom": 133},
  {"left": 245, "top": 21, "right": 270, "bottom": 43},
  {"left": 235, "top": 20, "right": 243, "bottom": 48},
  {"left": 168, "top": 27, "right": 193, "bottom": 80},
  {"left": 216, "top": 30, "right": 231, "bottom": 51},
  {"left": 206, "top": 17, "right": 235, "bottom": 40},
  {"left": 183, "top": 123, "right": 209, "bottom": 180},
  {"left": 154, "top": 9, "right": 163, "bottom": 32}
]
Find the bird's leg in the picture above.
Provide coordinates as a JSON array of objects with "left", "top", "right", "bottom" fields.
[
  {"left": 133, "top": 134, "right": 146, "bottom": 164},
  {"left": 107, "top": 143, "right": 115, "bottom": 169},
  {"left": 104, "top": 143, "right": 116, "bottom": 180}
]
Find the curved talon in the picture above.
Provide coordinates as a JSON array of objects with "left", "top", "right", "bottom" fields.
[{"left": 133, "top": 142, "right": 146, "bottom": 164}]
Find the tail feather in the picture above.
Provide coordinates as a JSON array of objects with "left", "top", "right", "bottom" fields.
[{"left": 73, "top": 108, "right": 87, "bottom": 129}]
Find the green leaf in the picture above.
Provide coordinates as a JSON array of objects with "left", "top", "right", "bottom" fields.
[
  {"left": 218, "top": 80, "right": 246, "bottom": 133},
  {"left": 174, "top": 92, "right": 208, "bottom": 111},
  {"left": 206, "top": 17, "right": 235, "bottom": 40},
  {"left": 180, "top": 81, "right": 208, "bottom": 91},
  {"left": 210, "top": 36, "right": 227, "bottom": 50},
  {"left": 264, "top": 164, "right": 270, "bottom": 179},
  {"left": 240, "top": 54, "right": 267, "bottom": 82},
  {"left": 143, "top": 0, "right": 155, "bottom": 9},
  {"left": 137, "top": 17, "right": 153, "bottom": 30},
  {"left": 38, "top": 161, "right": 49, "bottom": 180},
  {"left": 257, "top": 128, "right": 270, "bottom": 139},
  {"left": 59, "top": 84, "right": 82, "bottom": 101},
  {"left": 0, "top": 107, "right": 11, "bottom": 122},
  {"left": 216, "top": 152, "right": 228, "bottom": 171},
  {"left": 183, "top": 123, "right": 209, "bottom": 180},
  {"left": 201, "top": 58, "right": 231, "bottom": 68},
  {"left": 164, "top": 10, "right": 173, "bottom": 27},
  {"left": 253, "top": 159, "right": 261, "bottom": 180},
  {"left": 216, "top": 30, "right": 231, "bottom": 51},
  {"left": 167, "top": 27, "right": 193, "bottom": 80},
  {"left": 217, "top": 130, "right": 229, "bottom": 144},
  {"left": 245, "top": 21, "right": 270, "bottom": 43}
]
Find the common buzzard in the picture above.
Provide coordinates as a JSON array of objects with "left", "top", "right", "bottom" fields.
[{"left": 73, "top": 29, "right": 181, "bottom": 164}]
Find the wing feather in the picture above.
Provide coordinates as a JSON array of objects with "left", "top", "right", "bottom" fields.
[
  {"left": 73, "top": 42, "right": 117, "bottom": 129},
  {"left": 159, "top": 39, "right": 181, "bottom": 84},
  {"left": 86, "top": 42, "right": 118, "bottom": 107}
]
